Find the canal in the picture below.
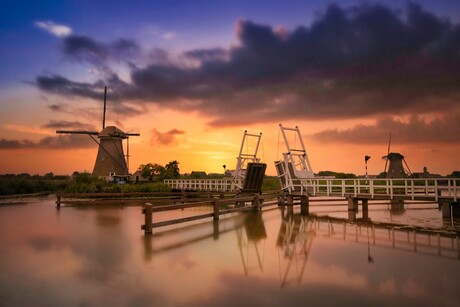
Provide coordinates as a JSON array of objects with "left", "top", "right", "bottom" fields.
[{"left": 0, "top": 196, "right": 459, "bottom": 306}]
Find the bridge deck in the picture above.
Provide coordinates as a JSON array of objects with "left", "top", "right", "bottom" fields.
[{"left": 285, "top": 178, "right": 459, "bottom": 202}]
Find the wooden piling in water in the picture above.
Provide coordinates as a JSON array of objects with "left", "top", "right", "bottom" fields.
[
  {"left": 56, "top": 193, "right": 61, "bottom": 209},
  {"left": 252, "top": 194, "right": 260, "bottom": 211},
  {"left": 348, "top": 198, "right": 358, "bottom": 211},
  {"left": 287, "top": 195, "right": 293, "bottom": 207},
  {"left": 213, "top": 199, "right": 219, "bottom": 220},
  {"left": 362, "top": 199, "right": 369, "bottom": 220},
  {"left": 142, "top": 203, "right": 153, "bottom": 235},
  {"left": 300, "top": 195, "right": 309, "bottom": 215},
  {"left": 278, "top": 191, "right": 285, "bottom": 206}
]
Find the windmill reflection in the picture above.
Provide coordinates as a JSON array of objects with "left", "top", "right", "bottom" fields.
[
  {"left": 236, "top": 212, "right": 267, "bottom": 275},
  {"left": 277, "top": 208, "right": 316, "bottom": 288}
]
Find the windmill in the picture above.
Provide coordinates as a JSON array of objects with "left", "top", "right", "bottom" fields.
[
  {"left": 382, "top": 133, "right": 412, "bottom": 178},
  {"left": 56, "top": 87, "right": 140, "bottom": 180}
]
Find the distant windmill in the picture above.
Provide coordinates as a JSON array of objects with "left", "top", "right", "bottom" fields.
[
  {"left": 56, "top": 87, "right": 140, "bottom": 179},
  {"left": 381, "top": 133, "right": 412, "bottom": 178}
]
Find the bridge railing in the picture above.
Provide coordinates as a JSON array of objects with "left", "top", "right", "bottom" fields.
[
  {"left": 163, "top": 179, "right": 236, "bottom": 192},
  {"left": 297, "top": 178, "right": 458, "bottom": 201}
]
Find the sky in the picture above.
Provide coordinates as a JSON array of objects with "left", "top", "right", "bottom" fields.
[{"left": 1, "top": 0, "right": 460, "bottom": 176}]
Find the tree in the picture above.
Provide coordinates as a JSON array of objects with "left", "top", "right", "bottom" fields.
[
  {"left": 164, "top": 160, "right": 180, "bottom": 178},
  {"left": 447, "top": 171, "right": 460, "bottom": 178},
  {"left": 317, "top": 170, "right": 356, "bottom": 178},
  {"left": 141, "top": 163, "right": 165, "bottom": 182},
  {"left": 140, "top": 160, "right": 180, "bottom": 182},
  {"left": 44, "top": 172, "right": 54, "bottom": 179}
]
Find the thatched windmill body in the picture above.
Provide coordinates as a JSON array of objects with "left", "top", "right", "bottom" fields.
[
  {"left": 56, "top": 87, "right": 140, "bottom": 180},
  {"left": 382, "top": 133, "right": 412, "bottom": 178}
]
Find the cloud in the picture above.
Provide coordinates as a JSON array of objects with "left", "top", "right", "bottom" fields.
[
  {"left": 48, "top": 104, "right": 63, "bottom": 112},
  {"left": 310, "top": 113, "right": 460, "bottom": 144},
  {"left": 0, "top": 135, "right": 94, "bottom": 150},
  {"left": 36, "top": 73, "right": 135, "bottom": 107},
  {"left": 34, "top": 3, "right": 460, "bottom": 134},
  {"left": 58, "top": 34, "right": 141, "bottom": 77},
  {"left": 34, "top": 21, "right": 72, "bottom": 37},
  {"left": 183, "top": 48, "right": 230, "bottom": 63},
  {"left": 150, "top": 128, "right": 185, "bottom": 146},
  {"left": 63, "top": 35, "right": 140, "bottom": 65}
]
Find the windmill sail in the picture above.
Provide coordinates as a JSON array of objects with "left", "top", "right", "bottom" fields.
[
  {"left": 383, "top": 132, "right": 391, "bottom": 174},
  {"left": 55, "top": 87, "right": 140, "bottom": 179}
]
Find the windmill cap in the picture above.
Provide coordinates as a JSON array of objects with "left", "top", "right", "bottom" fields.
[
  {"left": 98, "top": 126, "right": 126, "bottom": 138},
  {"left": 382, "top": 152, "right": 405, "bottom": 160}
]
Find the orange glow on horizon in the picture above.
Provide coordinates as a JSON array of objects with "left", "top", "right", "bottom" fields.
[{"left": 1, "top": 109, "right": 459, "bottom": 177}]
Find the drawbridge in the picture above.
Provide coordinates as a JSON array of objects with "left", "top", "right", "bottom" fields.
[
  {"left": 274, "top": 125, "right": 459, "bottom": 212},
  {"left": 164, "top": 130, "right": 266, "bottom": 193}
]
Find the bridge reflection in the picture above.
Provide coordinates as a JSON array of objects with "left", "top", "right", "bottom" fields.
[
  {"left": 141, "top": 207, "right": 459, "bottom": 288},
  {"left": 277, "top": 209, "right": 460, "bottom": 287}
]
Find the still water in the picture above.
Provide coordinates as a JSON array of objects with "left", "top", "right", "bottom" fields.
[{"left": 0, "top": 196, "right": 459, "bottom": 307}]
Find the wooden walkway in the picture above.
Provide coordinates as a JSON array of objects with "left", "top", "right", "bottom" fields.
[
  {"left": 286, "top": 178, "right": 460, "bottom": 202},
  {"left": 55, "top": 190, "right": 232, "bottom": 207},
  {"left": 141, "top": 192, "right": 280, "bottom": 234}
]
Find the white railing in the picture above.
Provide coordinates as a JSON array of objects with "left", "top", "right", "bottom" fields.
[
  {"left": 290, "top": 178, "right": 459, "bottom": 201},
  {"left": 163, "top": 179, "right": 237, "bottom": 192}
]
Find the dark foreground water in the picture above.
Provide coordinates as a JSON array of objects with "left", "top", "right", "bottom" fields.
[{"left": 0, "top": 196, "right": 459, "bottom": 307}]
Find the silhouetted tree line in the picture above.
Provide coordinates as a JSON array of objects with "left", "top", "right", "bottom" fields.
[
  {"left": 0, "top": 173, "right": 70, "bottom": 180},
  {"left": 447, "top": 171, "right": 460, "bottom": 178},
  {"left": 139, "top": 160, "right": 180, "bottom": 182},
  {"left": 317, "top": 171, "right": 357, "bottom": 178}
]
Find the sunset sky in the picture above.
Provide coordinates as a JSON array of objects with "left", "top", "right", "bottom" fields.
[{"left": 1, "top": 0, "right": 460, "bottom": 176}]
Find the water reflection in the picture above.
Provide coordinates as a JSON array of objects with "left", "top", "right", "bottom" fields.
[
  {"left": 237, "top": 212, "right": 267, "bottom": 275},
  {"left": 277, "top": 209, "right": 315, "bottom": 288},
  {"left": 390, "top": 199, "right": 406, "bottom": 214},
  {"left": 275, "top": 207, "right": 460, "bottom": 289},
  {"left": 142, "top": 213, "right": 247, "bottom": 261},
  {"left": 2, "top": 199, "right": 460, "bottom": 306}
]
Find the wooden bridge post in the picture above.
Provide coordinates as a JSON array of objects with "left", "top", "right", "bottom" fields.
[
  {"left": 347, "top": 198, "right": 358, "bottom": 211},
  {"left": 300, "top": 195, "right": 309, "bottom": 215},
  {"left": 278, "top": 191, "right": 285, "bottom": 207},
  {"left": 142, "top": 204, "right": 153, "bottom": 235},
  {"left": 287, "top": 195, "right": 293, "bottom": 206},
  {"left": 213, "top": 220, "right": 220, "bottom": 240},
  {"left": 56, "top": 193, "right": 61, "bottom": 209},
  {"left": 213, "top": 199, "right": 219, "bottom": 220},
  {"left": 362, "top": 199, "right": 369, "bottom": 220}
]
